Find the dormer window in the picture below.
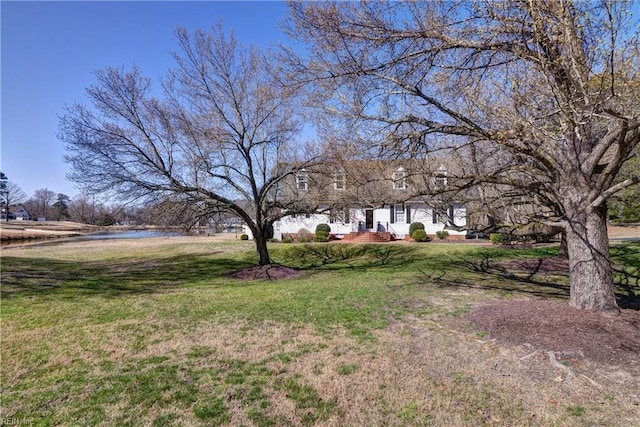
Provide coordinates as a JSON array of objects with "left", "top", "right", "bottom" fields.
[
  {"left": 392, "top": 166, "right": 407, "bottom": 190},
  {"left": 334, "top": 171, "right": 346, "bottom": 190},
  {"left": 296, "top": 170, "right": 308, "bottom": 191},
  {"left": 434, "top": 165, "right": 447, "bottom": 189}
]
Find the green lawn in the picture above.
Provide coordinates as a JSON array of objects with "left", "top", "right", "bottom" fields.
[{"left": 1, "top": 238, "right": 638, "bottom": 426}]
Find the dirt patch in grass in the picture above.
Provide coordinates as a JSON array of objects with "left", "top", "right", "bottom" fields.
[
  {"left": 609, "top": 224, "right": 640, "bottom": 239},
  {"left": 502, "top": 255, "right": 569, "bottom": 274},
  {"left": 227, "top": 264, "right": 304, "bottom": 280},
  {"left": 466, "top": 299, "right": 640, "bottom": 374}
]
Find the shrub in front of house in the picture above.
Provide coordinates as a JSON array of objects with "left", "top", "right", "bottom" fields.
[
  {"left": 409, "top": 222, "right": 425, "bottom": 237},
  {"left": 282, "top": 237, "right": 293, "bottom": 243},
  {"left": 315, "top": 230, "right": 329, "bottom": 242},
  {"left": 240, "top": 234, "right": 249, "bottom": 240},
  {"left": 490, "top": 233, "right": 513, "bottom": 245},
  {"left": 436, "top": 230, "right": 449, "bottom": 240},
  {"left": 533, "top": 233, "right": 552, "bottom": 243},
  {"left": 315, "top": 223, "right": 331, "bottom": 234},
  {"left": 412, "top": 229, "right": 429, "bottom": 242},
  {"left": 297, "top": 228, "right": 314, "bottom": 242}
]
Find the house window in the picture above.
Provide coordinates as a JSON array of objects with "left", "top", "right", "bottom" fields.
[
  {"left": 432, "top": 206, "right": 453, "bottom": 225},
  {"left": 434, "top": 165, "right": 447, "bottom": 189},
  {"left": 392, "top": 167, "right": 407, "bottom": 190},
  {"left": 447, "top": 206, "right": 458, "bottom": 226},
  {"left": 296, "top": 170, "right": 308, "bottom": 191},
  {"left": 395, "top": 204, "right": 405, "bottom": 223},
  {"left": 390, "top": 204, "right": 407, "bottom": 224},
  {"left": 330, "top": 208, "right": 349, "bottom": 223},
  {"left": 334, "top": 171, "right": 346, "bottom": 190}
]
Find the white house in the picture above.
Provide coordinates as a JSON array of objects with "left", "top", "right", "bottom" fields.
[
  {"left": 13, "top": 208, "right": 31, "bottom": 221},
  {"left": 274, "top": 203, "right": 466, "bottom": 241},
  {"left": 268, "top": 159, "right": 467, "bottom": 242}
]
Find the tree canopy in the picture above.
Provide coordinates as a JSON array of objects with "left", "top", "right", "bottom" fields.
[
  {"left": 60, "top": 25, "right": 321, "bottom": 265},
  {"left": 287, "top": 0, "right": 640, "bottom": 311}
]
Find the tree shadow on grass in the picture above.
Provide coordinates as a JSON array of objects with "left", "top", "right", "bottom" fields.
[
  {"left": 426, "top": 253, "right": 572, "bottom": 299},
  {"left": 0, "top": 254, "right": 255, "bottom": 299},
  {"left": 425, "top": 243, "right": 640, "bottom": 307},
  {"left": 610, "top": 242, "right": 640, "bottom": 308},
  {"left": 1, "top": 244, "right": 420, "bottom": 300},
  {"left": 422, "top": 269, "right": 572, "bottom": 300},
  {"left": 272, "top": 243, "right": 422, "bottom": 271}
]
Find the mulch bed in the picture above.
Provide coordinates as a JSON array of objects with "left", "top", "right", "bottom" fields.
[
  {"left": 467, "top": 299, "right": 640, "bottom": 373},
  {"left": 227, "top": 264, "right": 304, "bottom": 281}
]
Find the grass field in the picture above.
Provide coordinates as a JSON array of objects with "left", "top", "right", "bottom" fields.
[{"left": 1, "top": 237, "right": 639, "bottom": 426}]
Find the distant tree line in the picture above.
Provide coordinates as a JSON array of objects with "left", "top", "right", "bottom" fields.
[
  {"left": 2, "top": 168, "right": 639, "bottom": 228},
  {"left": 20, "top": 189, "right": 127, "bottom": 225},
  {"left": 1, "top": 171, "right": 243, "bottom": 229}
]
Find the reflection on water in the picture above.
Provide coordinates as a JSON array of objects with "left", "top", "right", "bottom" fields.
[{"left": 86, "top": 230, "right": 182, "bottom": 240}]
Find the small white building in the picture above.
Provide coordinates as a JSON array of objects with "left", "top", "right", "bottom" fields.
[{"left": 13, "top": 208, "right": 31, "bottom": 221}]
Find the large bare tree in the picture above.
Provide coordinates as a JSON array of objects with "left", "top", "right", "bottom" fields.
[
  {"left": 288, "top": 0, "right": 640, "bottom": 312},
  {"left": 25, "top": 188, "right": 56, "bottom": 220},
  {"left": 60, "top": 26, "right": 319, "bottom": 265},
  {"left": 0, "top": 174, "right": 27, "bottom": 221}
]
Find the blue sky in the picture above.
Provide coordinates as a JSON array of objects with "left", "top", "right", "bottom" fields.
[
  {"left": 1, "top": 1, "right": 289, "bottom": 199},
  {"left": 3, "top": 1, "right": 639, "bottom": 201}
]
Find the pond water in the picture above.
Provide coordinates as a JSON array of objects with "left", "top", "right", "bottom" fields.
[
  {"left": 84, "top": 230, "right": 183, "bottom": 240},
  {"left": 2, "top": 230, "right": 183, "bottom": 248}
]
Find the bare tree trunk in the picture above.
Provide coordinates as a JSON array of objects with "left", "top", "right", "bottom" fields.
[
  {"left": 254, "top": 232, "right": 272, "bottom": 266},
  {"left": 566, "top": 205, "right": 619, "bottom": 313},
  {"left": 558, "top": 232, "right": 568, "bottom": 258}
]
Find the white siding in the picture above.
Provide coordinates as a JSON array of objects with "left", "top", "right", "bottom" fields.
[{"left": 273, "top": 203, "right": 466, "bottom": 240}]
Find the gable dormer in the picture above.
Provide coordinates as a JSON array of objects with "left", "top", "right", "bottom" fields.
[
  {"left": 392, "top": 166, "right": 407, "bottom": 190},
  {"left": 434, "top": 165, "right": 447, "bottom": 189},
  {"left": 334, "top": 170, "right": 346, "bottom": 190},
  {"left": 296, "top": 169, "right": 308, "bottom": 191}
]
